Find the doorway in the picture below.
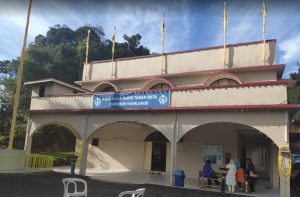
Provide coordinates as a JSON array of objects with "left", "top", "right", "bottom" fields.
[{"left": 151, "top": 142, "right": 167, "bottom": 172}]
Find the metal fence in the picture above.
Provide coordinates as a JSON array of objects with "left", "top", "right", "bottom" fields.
[{"left": 0, "top": 153, "right": 54, "bottom": 173}]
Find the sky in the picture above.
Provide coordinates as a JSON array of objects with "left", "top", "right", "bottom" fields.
[{"left": 0, "top": 0, "right": 300, "bottom": 78}]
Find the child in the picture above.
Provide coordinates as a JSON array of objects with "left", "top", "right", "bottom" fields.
[{"left": 236, "top": 162, "right": 245, "bottom": 188}]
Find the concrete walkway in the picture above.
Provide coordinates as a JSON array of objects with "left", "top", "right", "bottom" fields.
[{"left": 53, "top": 166, "right": 280, "bottom": 197}]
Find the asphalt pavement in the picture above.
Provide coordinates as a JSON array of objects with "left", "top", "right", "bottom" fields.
[{"left": 0, "top": 172, "right": 248, "bottom": 197}]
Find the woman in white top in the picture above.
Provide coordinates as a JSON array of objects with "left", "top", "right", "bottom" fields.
[{"left": 226, "top": 159, "right": 237, "bottom": 192}]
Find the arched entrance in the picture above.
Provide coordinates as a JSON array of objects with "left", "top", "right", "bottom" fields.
[
  {"left": 145, "top": 131, "right": 170, "bottom": 172},
  {"left": 176, "top": 122, "right": 278, "bottom": 186},
  {"left": 87, "top": 121, "right": 171, "bottom": 172},
  {"left": 32, "top": 124, "right": 76, "bottom": 152},
  {"left": 29, "top": 122, "right": 81, "bottom": 166}
]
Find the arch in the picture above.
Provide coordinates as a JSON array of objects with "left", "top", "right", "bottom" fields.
[
  {"left": 88, "top": 121, "right": 171, "bottom": 142},
  {"left": 203, "top": 72, "right": 242, "bottom": 86},
  {"left": 141, "top": 78, "right": 174, "bottom": 90},
  {"left": 93, "top": 82, "right": 121, "bottom": 92},
  {"left": 30, "top": 120, "right": 81, "bottom": 139},
  {"left": 145, "top": 131, "right": 170, "bottom": 142},
  {"left": 86, "top": 121, "right": 171, "bottom": 171},
  {"left": 178, "top": 119, "right": 286, "bottom": 148}
]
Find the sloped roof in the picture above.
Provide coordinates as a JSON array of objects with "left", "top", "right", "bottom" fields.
[{"left": 24, "top": 78, "right": 90, "bottom": 93}]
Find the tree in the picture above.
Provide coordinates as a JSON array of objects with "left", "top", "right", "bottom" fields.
[
  {"left": 114, "top": 34, "right": 150, "bottom": 58},
  {"left": 288, "top": 62, "right": 300, "bottom": 120},
  {"left": 0, "top": 24, "right": 151, "bottom": 149},
  {"left": 0, "top": 60, "right": 10, "bottom": 74}
]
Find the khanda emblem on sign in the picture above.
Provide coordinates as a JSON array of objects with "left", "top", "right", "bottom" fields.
[
  {"left": 94, "top": 97, "right": 102, "bottom": 106},
  {"left": 159, "top": 94, "right": 168, "bottom": 105}
]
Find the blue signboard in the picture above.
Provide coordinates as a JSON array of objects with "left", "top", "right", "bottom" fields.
[{"left": 93, "top": 91, "right": 170, "bottom": 109}]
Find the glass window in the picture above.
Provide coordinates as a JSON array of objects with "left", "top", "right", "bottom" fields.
[
  {"left": 203, "top": 145, "right": 223, "bottom": 165},
  {"left": 94, "top": 85, "right": 116, "bottom": 92},
  {"left": 92, "top": 138, "right": 99, "bottom": 146},
  {"left": 210, "top": 78, "right": 239, "bottom": 86},
  {"left": 150, "top": 83, "right": 170, "bottom": 90},
  {"left": 39, "top": 85, "right": 45, "bottom": 97},
  {"left": 101, "top": 86, "right": 116, "bottom": 92}
]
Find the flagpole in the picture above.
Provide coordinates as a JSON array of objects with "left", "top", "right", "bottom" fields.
[
  {"left": 262, "top": 0, "right": 267, "bottom": 65},
  {"left": 8, "top": 0, "right": 32, "bottom": 149},
  {"left": 85, "top": 29, "right": 90, "bottom": 64},
  {"left": 161, "top": 14, "right": 165, "bottom": 74},
  {"left": 111, "top": 27, "right": 116, "bottom": 78},
  {"left": 223, "top": 1, "right": 227, "bottom": 66}
]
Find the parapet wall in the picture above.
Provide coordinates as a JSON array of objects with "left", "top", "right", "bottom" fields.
[{"left": 82, "top": 40, "right": 276, "bottom": 81}]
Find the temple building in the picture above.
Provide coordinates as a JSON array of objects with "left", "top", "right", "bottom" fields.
[{"left": 23, "top": 39, "right": 298, "bottom": 196}]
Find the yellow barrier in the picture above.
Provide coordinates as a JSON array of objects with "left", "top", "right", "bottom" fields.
[{"left": 0, "top": 154, "right": 54, "bottom": 173}]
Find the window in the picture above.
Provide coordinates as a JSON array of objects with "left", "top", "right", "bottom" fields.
[
  {"left": 94, "top": 84, "right": 116, "bottom": 92},
  {"left": 91, "top": 138, "right": 99, "bottom": 146},
  {"left": 101, "top": 86, "right": 116, "bottom": 92},
  {"left": 39, "top": 85, "right": 45, "bottom": 97},
  {"left": 150, "top": 83, "right": 170, "bottom": 90},
  {"left": 210, "top": 78, "right": 239, "bottom": 86},
  {"left": 203, "top": 145, "right": 223, "bottom": 165}
]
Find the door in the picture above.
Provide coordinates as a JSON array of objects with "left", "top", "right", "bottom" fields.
[{"left": 151, "top": 142, "right": 167, "bottom": 172}]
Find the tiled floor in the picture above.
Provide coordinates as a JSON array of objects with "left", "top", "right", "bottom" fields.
[{"left": 53, "top": 167, "right": 280, "bottom": 197}]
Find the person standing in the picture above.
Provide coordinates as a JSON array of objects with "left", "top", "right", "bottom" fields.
[
  {"left": 245, "top": 158, "right": 256, "bottom": 192},
  {"left": 226, "top": 159, "right": 237, "bottom": 192}
]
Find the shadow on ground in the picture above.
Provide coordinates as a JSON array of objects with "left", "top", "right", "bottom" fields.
[{"left": 0, "top": 172, "right": 248, "bottom": 197}]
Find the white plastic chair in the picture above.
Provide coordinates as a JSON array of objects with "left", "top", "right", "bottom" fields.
[
  {"left": 118, "top": 188, "right": 146, "bottom": 197},
  {"left": 62, "top": 178, "right": 88, "bottom": 197}
]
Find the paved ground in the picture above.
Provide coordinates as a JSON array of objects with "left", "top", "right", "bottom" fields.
[
  {"left": 0, "top": 172, "right": 248, "bottom": 197},
  {"left": 291, "top": 181, "right": 300, "bottom": 197}
]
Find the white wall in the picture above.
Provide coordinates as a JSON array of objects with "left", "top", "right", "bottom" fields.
[
  {"left": 176, "top": 123, "right": 238, "bottom": 177},
  {"left": 144, "top": 142, "right": 152, "bottom": 171},
  {"left": 83, "top": 41, "right": 275, "bottom": 81},
  {"left": 87, "top": 140, "right": 146, "bottom": 170},
  {"left": 87, "top": 124, "right": 153, "bottom": 170}
]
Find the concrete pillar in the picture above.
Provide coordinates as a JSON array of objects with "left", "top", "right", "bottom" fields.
[
  {"left": 75, "top": 139, "right": 83, "bottom": 168},
  {"left": 24, "top": 118, "right": 33, "bottom": 154},
  {"left": 24, "top": 136, "right": 32, "bottom": 154},
  {"left": 170, "top": 112, "right": 179, "bottom": 186},
  {"left": 271, "top": 144, "right": 279, "bottom": 188},
  {"left": 79, "top": 138, "right": 88, "bottom": 175},
  {"left": 279, "top": 112, "right": 290, "bottom": 197},
  {"left": 169, "top": 138, "right": 177, "bottom": 186},
  {"left": 79, "top": 114, "right": 90, "bottom": 175},
  {"left": 280, "top": 176, "right": 290, "bottom": 197}
]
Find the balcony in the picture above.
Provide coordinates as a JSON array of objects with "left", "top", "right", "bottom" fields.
[{"left": 29, "top": 83, "right": 287, "bottom": 111}]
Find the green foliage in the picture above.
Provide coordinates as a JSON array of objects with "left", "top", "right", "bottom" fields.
[
  {"left": 288, "top": 62, "right": 300, "bottom": 120},
  {"left": 35, "top": 152, "right": 75, "bottom": 166},
  {"left": 289, "top": 62, "right": 300, "bottom": 81},
  {"left": 0, "top": 24, "right": 150, "bottom": 150},
  {"left": 31, "top": 125, "right": 76, "bottom": 152},
  {"left": 0, "top": 60, "right": 10, "bottom": 74}
]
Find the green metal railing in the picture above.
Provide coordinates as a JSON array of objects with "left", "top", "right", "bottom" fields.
[{"left": 0, "top": 154, "right": 54, "bottom": 173}]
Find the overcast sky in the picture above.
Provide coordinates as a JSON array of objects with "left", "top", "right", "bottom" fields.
[{"left": 0, "top": 0, "right": 300, "bottom": 78}]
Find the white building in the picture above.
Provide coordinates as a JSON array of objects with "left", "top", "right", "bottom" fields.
[{"left": 24, "top": 39, "right": 298, "bottom": 196}]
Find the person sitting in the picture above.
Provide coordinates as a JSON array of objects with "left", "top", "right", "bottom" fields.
[
  {"left": 236, "top": 162, "right": 246, "bottom": 187},
  {"left": 203, "top": 160, "right": 219, "bottom": 186},
  {"left": 226, "top": 159, "right": 237, "bottom": 192}
]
